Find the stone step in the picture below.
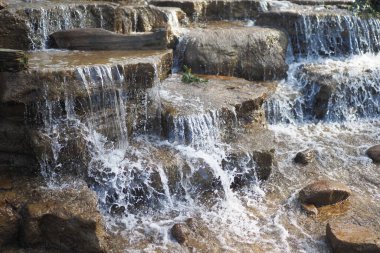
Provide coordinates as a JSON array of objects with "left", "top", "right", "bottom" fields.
[
  {"left": 0, "top": 49, "right": 172, "bottom": 104},
  {"left": 176, "top": 24, "right": 288, "bottom": 81},
  {"left": 157, "top": 74, "right": 275, "bottom": 147},
  {"left": 0, "top": 48, "right": 28, "bottom": 72},
  {"left": 50, "top": 28, "right": 169, "bottom": 50},
  {"left": 256, "top": 8, "right": 380, "bottom": 57}
]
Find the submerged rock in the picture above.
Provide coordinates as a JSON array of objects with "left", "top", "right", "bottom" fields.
[
  {"left": 181, "top": 27, "right": 288, "bottom": 81},
  {"left": 294, "top": 149, "right": 316, "bottom": 165},
  {"left": 326, "top": 222, "right": 380, "bottom": 253},
  {"left": 366, "top": 145, "right": 380, "bottom": 163},
  {"left": 299, "top": 180, "right": 351, "bottom": 207}
]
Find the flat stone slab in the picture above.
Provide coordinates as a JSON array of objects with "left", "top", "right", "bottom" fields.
[
  {"left": 159, "top": 74, "right": 274, "bottom": 117},
  {"left": 158, "top": 74, "right": 275, "bottom": 145},
  {"left": 179, "top": 25, "right": 288, "bottom": 81},
  {"left": 327, "top": 222, "right": 380, "bottom": 253},
  {"left": 0, "top": 49, "right": 173, "bottom": 103},
  {"left": 51, "top": 28, "right": 168, "bottom": 50}
]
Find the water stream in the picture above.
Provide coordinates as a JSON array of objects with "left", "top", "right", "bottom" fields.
[{"left": 16, "top": 1, "right": 380, "bottom": 252}]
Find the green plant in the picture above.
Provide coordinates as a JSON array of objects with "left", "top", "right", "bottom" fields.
[
  {"left": 350, "top": 0, "right": 380, "bottom": 18},
  {"left": 181, "top": 65, "right": 208, "bottom": 84}
]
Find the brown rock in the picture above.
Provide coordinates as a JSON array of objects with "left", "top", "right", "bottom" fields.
[
  {"left": 0, "top": 202, "right": 20, "bottom": 247},
  {"left": 366, "top": 145, "right": 380, "bottom": 163},
  {"left": 299, "top": 180, "right": 351, "bottom": 207},
  {"left": 0, "top": 49, "right": 28, "bottom": 72},
  {"left": 326, "top": 222, "right": 380, "bottom": 253},
  {"left": 51, "top": 28, "right": 168, "bottom": 51},
  {"left": 301, "top": 203, "right": 318, "bottom": 216},
  {"left": 294, "top": 149, "right": 316, "bottom": 165},
  {"left": 20, "top": 186, "right": 107, "bottom": 253},
  {"left": 171, "top": 223, "right": 190, "bottom": 244}
]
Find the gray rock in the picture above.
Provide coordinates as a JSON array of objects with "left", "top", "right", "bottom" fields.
[{"left": 181, "top": 27, "right": 288, "bottom": 81}]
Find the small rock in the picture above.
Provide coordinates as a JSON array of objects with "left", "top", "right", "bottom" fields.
[
  {"left": 366, "top": 145, "right": 380, "bottom": 163},
  {"left": 326, "top": 222, "right": 380, "bottom": 253},
  {"left": 171, "top": 223, "right": 190, "bottom": 244},
  {"left": 301, "top": 203, "right": 318, "bottom": 216},
  {"left": 294, "top": 149, "right": 316, "bottom": 165},
  {"left": 299, "top": 180, "right": 351, "bottom": 207}
]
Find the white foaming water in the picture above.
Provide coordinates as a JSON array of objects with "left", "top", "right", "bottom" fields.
[
  {"left": 265, "top": 53, "right": 380, "bottom": 123},
  {"left": 293, "top": 15, "right": 380, "bottom": 58}
]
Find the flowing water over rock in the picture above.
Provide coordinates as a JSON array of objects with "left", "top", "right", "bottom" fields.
[{"left": 1, "top": 0, "right": 380, "bottom": 252}]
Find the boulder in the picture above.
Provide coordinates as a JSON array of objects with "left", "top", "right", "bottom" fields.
[
  {"left": 0, "top": 10, "right": 30, "bottom": 50},
  {"left": 299, "top": 180, "right": 351, "bottom": 207},
  {"left": 181, "top": 27, "right": 288, "bottom": 81},
  {"left": 326, "top": 222, "right": 380, "bottom": 253},
  {"left": 294, "top": 149, "right": 316, "bottom": 165},
  {"left": 366, "top": 145, "right": 380, "bottom": 163},
  {"left": 20, "top": 186, "right": 107, "bottom": 253}
]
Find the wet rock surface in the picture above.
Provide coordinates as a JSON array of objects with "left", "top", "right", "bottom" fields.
[
  {"left": 366, "top": 145, "right": 380, "bottom": 163},
  {"left": 0, "top": 49, "right": 28, "bottom": 72},
  {"left": 181, "top": 26, "right": 288, "bottom": 81},
  {"left": 50, "top": 28, "right": 169, "bottom": 51},
  {"left": 0, "top": 172, "right": 107, "bottom": 253},
  {"left": 326, "top": 222, "right": 380, "bottom": 253},
  {"left": 299, "top": 180, "right": 351, "bottom": 207},
  {"left": 171, "top": 218, "right": 218, "bottom": 249}
]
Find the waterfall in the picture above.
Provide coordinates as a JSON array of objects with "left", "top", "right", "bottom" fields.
[
  {"left": 165, "top": 110, "right": 220, "bottom": 149},
  {"left": 293, "top": 14, "right": 380, "bottom": 58},
  {"left": 265, "top": 54, "right": 380, "bottom": 123},
  {"left": 21, "top": 3, "right": 115, "bottom": 49}
]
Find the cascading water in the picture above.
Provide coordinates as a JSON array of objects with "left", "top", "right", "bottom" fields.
[
  {"left": 19, "top": 3, "right": 115, "bottom": 49},
  {"left": 9, "top": 0, "right": 380, "bottom": 251},
  {"left": 265, "top": 53, "right": 380, "bottom": 123},
  {"left": 293, "top": 14, "right": 380, "bottom": 58}
]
